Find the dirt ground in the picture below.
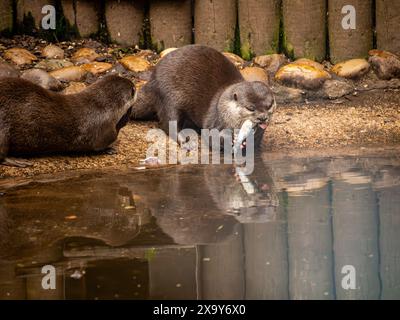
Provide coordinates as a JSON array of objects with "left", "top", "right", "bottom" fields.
[{"left": 1, "top": 89, "right": 399, "bottom": 180}]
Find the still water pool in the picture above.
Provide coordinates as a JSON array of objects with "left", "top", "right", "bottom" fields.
[{"left": 0, "top": 150, "right": 399, "bottom": 299}]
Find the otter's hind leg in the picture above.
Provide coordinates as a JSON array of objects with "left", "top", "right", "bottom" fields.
[
  {"left": 0, "top": 131, "right": 32, "bottom": 168},
  {"left": 131, "top": 82, "right": 159, "bottom": 120}
]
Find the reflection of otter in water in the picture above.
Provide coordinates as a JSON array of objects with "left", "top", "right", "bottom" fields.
[
  {"left": 0, "top": 163, "right": 278, "bottom": 258},
  {"left": 204, "top": 161, "right": 279, "bottom": 223}
]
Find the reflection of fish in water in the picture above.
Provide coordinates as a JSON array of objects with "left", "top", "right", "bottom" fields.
[{"left": 205, "top": 163, "right": 279, "bottom": 224}]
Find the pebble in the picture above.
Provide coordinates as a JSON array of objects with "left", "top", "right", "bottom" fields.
[
  {"left": 82, "top": 62, "right": 113, "bottom": 75},
  {"left": 21, "top": 69, "right": 63, "bottom": 91},
  {"left": 62, "top": 82, "right": 87, "bottom": 94},
  {"left": 41, "top": 44, "right": 64, "bottom": 59},
  {"left": 160, "top": 47, "right": 177, "bottom": 59},
  {"left": 322, "top": 79, "right": 354, "bottom": 99},
  {"left": 49, "top": 66, "right": 87, "bottom": 82},
  {"left": 35, "top": 59, "right": 74, "bottom": 71},
  {"left": 0, "top": 62, "right": 20, "bottom": 78},
  {"left": 119, "top": 55, "right": 151, "bottom": 72},
  {"left": 368, "top": 50, "right": 400, "bottom": 80},
  {"left": 240, "top": 66, "right": 269, "bottom": 84},
  {"left": 4, "top": 48, "right": 38, "bottom": 65},
  {"left": 223, "top": 52, "right": 245, "bottom": 67},
  {"left": 331, "top": 59, "right": 370, "bottom": 79},
  {"left": 254, "top": 53, "right": 288, "bottom": 75},
  {"left": 71, "top": 48, "right": 100, "bottom": 64},
  {"left": 275, "top": 63, "right": 331, "bottom": 90}
]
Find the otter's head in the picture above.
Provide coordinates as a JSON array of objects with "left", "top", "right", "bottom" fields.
[
  {"left": 93, "top": 75, "right": 137, "bottom": 132},
  {"left": 219, "top": 81, "right": 276, "bottom": 131}
]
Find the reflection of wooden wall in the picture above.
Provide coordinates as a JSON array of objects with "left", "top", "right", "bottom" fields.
[
  {"left": 287, "top": 185, "right": 334, "bottom": 299},
  {"left": 200, "top": 224, "right": 245, "bottom": 299},
  {"left": 378, "top": 186, "right": 400, "bottom": 299},
  {"left": 332, "top": 179, "right": 380, "bottom": 299},
  {"left": 4, "top": 1, "right": 399, "bottom": 59},
  {"left": 149, "top": 247, "right": 197, "bottom": 299},
  {"left": 244, "top": 196, "right": 289, "bottom": 299}
]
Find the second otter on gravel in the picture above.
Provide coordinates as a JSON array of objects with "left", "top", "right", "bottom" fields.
[
  {"left": 132, "top": 45, "right": 276, "bottom": 149},
  {"left": 0, "top": 75, "right": 135, "bottom": 167}
]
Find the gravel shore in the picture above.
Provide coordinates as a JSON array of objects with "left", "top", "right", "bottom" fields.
[{"left": 1, "top": 89, "right": 399, "bottom": 179}]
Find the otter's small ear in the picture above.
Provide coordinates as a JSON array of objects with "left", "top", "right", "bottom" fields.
[{"left": 233, "top": 93, "right": 238, "bottom": 101}]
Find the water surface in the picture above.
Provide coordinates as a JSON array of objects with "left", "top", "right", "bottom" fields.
[{"left": 0, "top": 151, "right": 399, "bottom": 299}]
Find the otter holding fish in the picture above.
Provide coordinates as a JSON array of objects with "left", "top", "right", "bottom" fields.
[
  {"left": 0, "top": 75, "right": 136, "bottom": 167},
  {"left": 132, "top": 45, "right": 276, "bottom": 150}
]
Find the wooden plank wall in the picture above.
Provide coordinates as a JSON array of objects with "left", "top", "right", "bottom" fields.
[{"left": 3, "top": 1, "right": 400, "bottom": 63}]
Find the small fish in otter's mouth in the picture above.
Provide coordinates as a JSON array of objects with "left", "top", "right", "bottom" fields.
[{"left": 234, "top": 119, "right": 256, "bottom": 153}]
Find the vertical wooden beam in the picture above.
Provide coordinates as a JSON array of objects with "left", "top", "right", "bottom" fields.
[
  {"left": 332, "top": 176, "right": 380, "bottom": 299},
  {"left": 328, "top": 0, "right": 373, "bottom": 63},
  {"left": 243, "top": 198, "right": 289, "bottom": 299},
  {"left": 378, "top": 185, "right": 400, "bottom": 299},
  {"left": 238, "top": 0, "right": 280, "bottom": 59},
  {"left": 200, "top": 224, "right": 245, "bottom": 299},
  {"left": 105, "top": 0, "right": 145, "bottom": 47},
  {"left": 194, "top": 0, "right": 237, "bottom": 52},
  {"left": 0, "top": 0, "right": 13, "bottom": 34},
  {"left": 17, "top": 0, "right": 56, "bottom": 30},
  {"left": 61, "top": 0, "right": 100, "bottom": 38},
  {"left": 150, "top": 0, "right": 192, "bottom": 51},
  {"left": 287, "top": 184, "right": 334, "bottom": 299},
  {"left": 148, "top": 247, "right": 198, "bottom": 299},
  {"left": 376, "top": 0, "right": 400, "bottom": 54},
  {"left": 282, "top": 0, "right": 326, "bottom": 61}
]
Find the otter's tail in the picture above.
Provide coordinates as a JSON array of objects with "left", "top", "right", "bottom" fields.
[{"left": 131, "top": 82, "right": 159, "bottom": 121}]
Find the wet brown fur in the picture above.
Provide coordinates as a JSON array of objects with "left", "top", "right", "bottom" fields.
[
  {"left": 0, "top": 75, "right": 135, "bottom": 162},
  {"left": 132, "top": 45, "right": 276, "bottom": 145}
]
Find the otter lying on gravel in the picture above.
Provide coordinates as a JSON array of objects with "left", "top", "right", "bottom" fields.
[
  {"left": 0, "top": 75, "right": 135, "bottom": 167},
  {"left": 132, "top": 45, "right": 276, "bottom": 150}
]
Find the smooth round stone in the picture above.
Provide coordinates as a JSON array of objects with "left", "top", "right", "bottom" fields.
[
  {"left": 240, "top": 67, "right": 269, "bottom": 84},
  {"left": 0, "top": 62, "right": 20, "bottom": 78},
  {"left": 21, "top": 69, "right": 63, "bottom": 91},
  {"left": 254, "top": 54, "right": 288, "bottom": 75},
  {"left": 160, "top": 47, "right": 178, "bottom": 59},
  {"left": 272, "top": 84, "right": 304, "bottom": 104},
  {"left": 331, "top": 59, "right": 370, "bottom": 79},
  {"left": 4, "top": 48, "right": 38, "bottom": 65},
  {"left": 293, "top": 58, "right": 325, "bottom": 71},
  {"left": 368, "top": 50, "right": 400, "bottom": 80},
  {"left": 42, "top": 44, "right": 65, "bottom": 59},
  {"left": 322, "top": 79, "right": 354, "bottom": 99},
  {"left": 119, "top": 55, "right": 152, "bottom": 72},
  {"left": 71, "top": 48, "right": 100, "bottom": 64},
  {"left": 223, "top": 52, "right": 245, "bottom": 67},
  {"left": 35, "top": 59, "right": 74, "bottom": 71},
  {"left": 49, "top": 66, "right": 87, "bottom": 82},
  {"left": 82, "top": 62, "right": 113, "bottom": 75},
  {"left": 62, "top": 82, "right": 87, "bottom": 94},
  {"left": 275, "top": 63, "right": 331, "bottom": 90}
]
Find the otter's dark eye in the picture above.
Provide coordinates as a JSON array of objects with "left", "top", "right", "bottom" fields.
[
  {"left": 246, "top": 105, "right": 256, "bottom": 112},
  {"left": 233, "top": 93, "right": 238, "bottom": 101}
]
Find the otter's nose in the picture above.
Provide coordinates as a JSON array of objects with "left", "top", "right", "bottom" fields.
[{"left": 257, "top": 114, "right": 268, "bottom": 122}]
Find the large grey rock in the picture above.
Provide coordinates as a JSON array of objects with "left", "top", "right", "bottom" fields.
[
  {"left": 368, "top": 50, "right": 400, "bottom": 80},
  {"left": 322, "top": 79, "right": 354, "bottom": 99}
]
